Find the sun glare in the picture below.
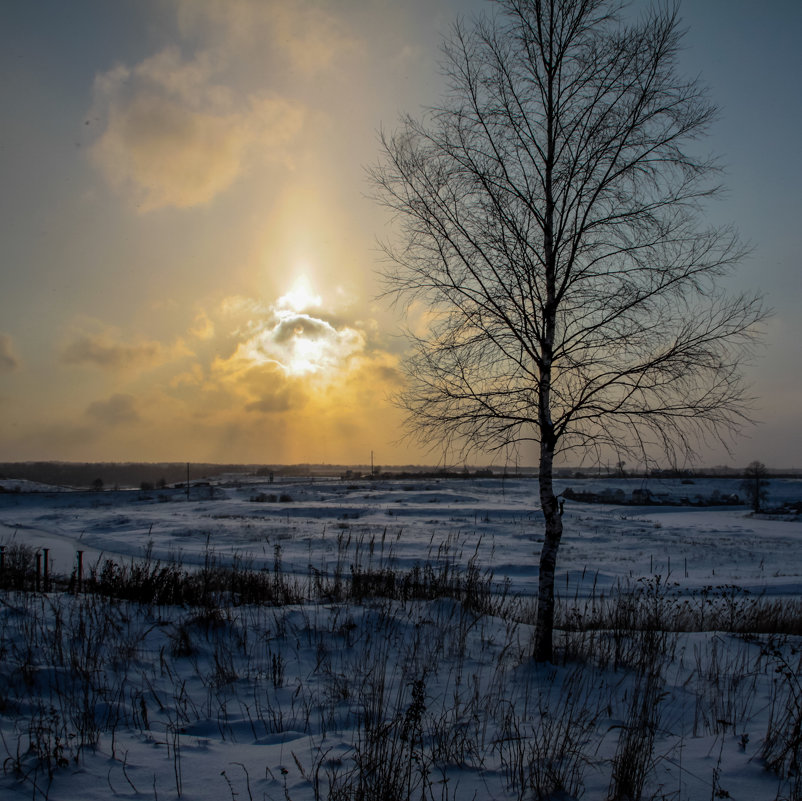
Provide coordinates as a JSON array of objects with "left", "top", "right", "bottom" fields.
[
  {"left": 238, "top": 274, "right": 364, "bottom": 379},
  {"left": 286, "top": 333, "right": 328, "bottom": 376},
  {"left": 277, "top": 275, "right": 321, "bottom": 314}
]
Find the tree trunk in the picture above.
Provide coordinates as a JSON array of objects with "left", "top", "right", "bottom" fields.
[
  {"left": 534, "top": 439, "right": 562, "bottom": 663},
  {"left": 533, "top": 35, "right": 561, "bottom": 664}
]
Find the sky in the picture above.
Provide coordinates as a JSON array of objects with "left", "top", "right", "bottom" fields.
[{"left": 0, "top": 0, "right": 799, "bottom": 469}]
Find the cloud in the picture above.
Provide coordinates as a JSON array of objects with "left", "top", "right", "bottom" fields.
[
  {"left": 207, "top": 350, "right": 310, "bottom": 414},
  {"left": 62, "top": 335, "right": 162, "bottom": 370},
  {"left": 176, "top": 0, "right": 362, "bottom": 78},
  {"left": 260, "top": 2, "right": 363, "bottom": 77},
  {"left": 0, "top": 334, "right": 19, "bottom": 372},
  {"left": 190, "top": 310, "right": 215, "bottom": 340},
  {"left": 373, "top": 364, "right": 404, "bottom": 386},
  {"left": 90, "top": 47, "right": 305, "bottom": 211},
  {"left": 245, "top": 383, "right": 307, "bottom": 414},
  {"left": 271, "top": 315, "right": 334, "bottom": 345},
  {"left": 86, "top": 394, "right": 141, "bottom": 426},
  {"left": 47, "top": 286, "right": 406, "bottom": 461},
  {"left": 238, "top": 312, "right": 366, "bottom": 377}
]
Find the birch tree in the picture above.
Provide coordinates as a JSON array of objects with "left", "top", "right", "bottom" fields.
[{"left": 371, "top": 0, "right": 765, "bottom": 662}]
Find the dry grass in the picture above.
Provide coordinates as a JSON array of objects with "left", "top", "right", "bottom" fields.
[{"left": 2, "top": 533, "right": 802, "bottom": 800}]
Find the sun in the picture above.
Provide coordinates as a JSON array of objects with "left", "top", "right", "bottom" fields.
[
  {"left": 236, "top": 274, "right": 365, "bottom": 380},
  {"left": 284, "top": 331, "right": 328, "bottom": 376},
  {"left": 276, "top": 275, "right": 321, "bottom": 315},
  {"left": 272, "top": 276, "right": 328, "bottom": 375}
]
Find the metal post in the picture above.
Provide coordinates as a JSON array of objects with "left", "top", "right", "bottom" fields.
[
  {"left": 43, "top": 548, "right": 50, "bottom": 591},
  {"left": 76, "top": 550, "right": 84, "bottom": 593},
  {"left": 35, "top": 551, "right": 41, "bottom": 592}
]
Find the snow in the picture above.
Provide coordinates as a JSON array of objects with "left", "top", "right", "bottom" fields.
[{"left": 1, "top": 475, "right": 801, "bottom": 800}]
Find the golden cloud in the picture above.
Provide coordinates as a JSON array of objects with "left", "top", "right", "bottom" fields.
[
  {"left": 243, "top": 370, "right": 308, "bottom": 414},
  {"left": 176, "top": 0, "right": 363, "bottom": 78},
  {"left": 190, "top": 310, "right": 215, "bottom": 341},
  {"left": 193, "top": 290, "right": 398, "bottom": 431},
  {"left": 62, "top": 334, "right": 162, "bottom": 370},
  {"left": 265, "top": 2, "right": 363, "bottom": 77},
  {"left": 41, "top": 289, "right": 406, "bottom": 462},
  {"left": 86, "top": 393, "right": 141, "bottom": 426},
  {"left": 90, "top": 48, "right": 305, "bottom": 211}
]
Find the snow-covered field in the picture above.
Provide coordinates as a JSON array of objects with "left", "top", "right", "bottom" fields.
[{"left": 1, "top": 475, "right": 801, "bottom": 800}]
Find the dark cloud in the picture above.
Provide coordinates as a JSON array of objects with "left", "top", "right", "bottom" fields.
[
  {"left": 271, "top": 315, "right": 333, "bottom": 344},
  {"left": 374, "top": 365, "right": 403, "bottom": 385},
  {"left": 86, "top": 393, "right": 141, "bottom": 425},
  {"left": 62, "top": 335, "right": 161, "bottom": 370},
  {"left": 245, "top": 384, "right": 306, "bottom": 413},
  {"left": 0, "top": 334, "right": 20, "bottom": 372}
]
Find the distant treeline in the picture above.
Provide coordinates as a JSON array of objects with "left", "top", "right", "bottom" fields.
[
  {"left": 346, "top": 468, "right": 503, "bottom": 480},
  {"left": 2, "top": 461, "right": 800, "bottom": 490},
  {"left": 0, "top": 462, "right": 259, "bottom": 490},
  {"left": 0, "top": 462, "right": 498, "bottom": 489},
  {"left": 0, "top": 462, "right": 514, "bottom": 489}
]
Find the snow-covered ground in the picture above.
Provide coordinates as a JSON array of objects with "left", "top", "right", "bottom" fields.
[{"left": 1, "top": 476, "right": 801, "bottom": 800}]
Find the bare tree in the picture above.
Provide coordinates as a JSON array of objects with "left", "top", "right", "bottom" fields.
[
  {"left": 371, "top": 0, "right": 765, "bottom": 662},
  {"left": 740, "top": 460, "right": 769, "bottom": 513}
]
